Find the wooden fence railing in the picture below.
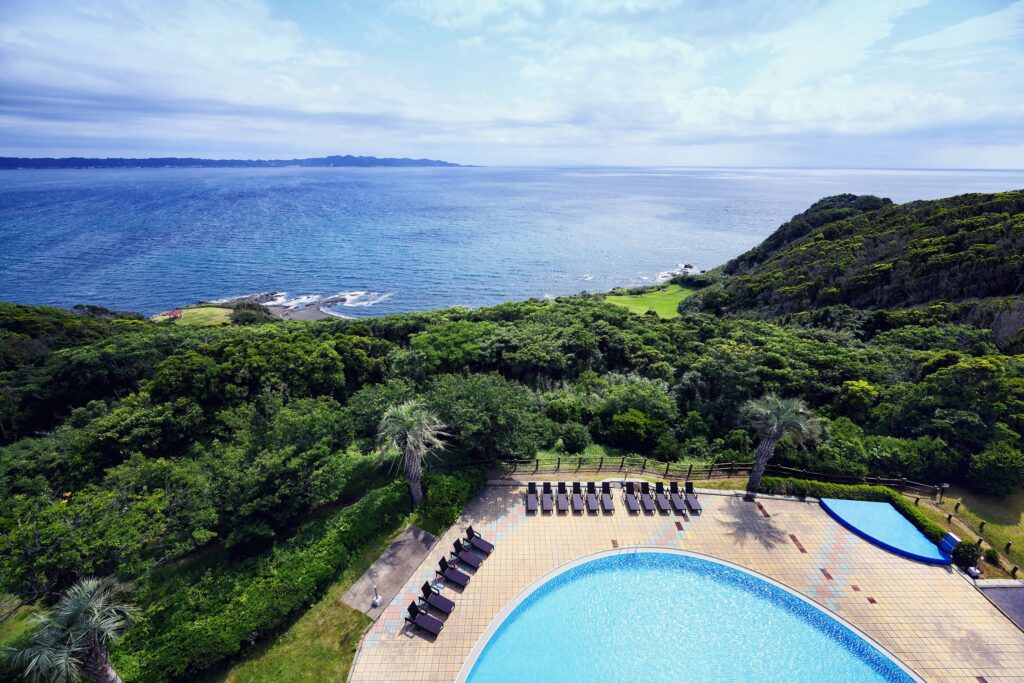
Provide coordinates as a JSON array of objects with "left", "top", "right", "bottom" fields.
[{"left": 433, "top": 455, "right": 939, "bottom": 497}]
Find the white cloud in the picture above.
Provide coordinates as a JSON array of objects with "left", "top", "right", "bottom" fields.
[
  {"left": 893, "top": 0, "right": 1024, "bottom": 52},
  {"left": 0, "top": 0, "right": 1021, "bottom": 167},
  {"left": 390, "top": 0, "right": 543, "bottom": 28}
]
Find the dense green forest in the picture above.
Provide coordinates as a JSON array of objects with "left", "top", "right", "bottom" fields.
[{"left": 1, "top": 190, "right": 1022, "bottom": 681}]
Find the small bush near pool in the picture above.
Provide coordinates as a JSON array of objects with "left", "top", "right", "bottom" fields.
[
  {"left": 560, "top": 423, "right": 592, "bottom": 454},
  {"left": 952, "top": 541, "right": 982, "bottom": 570},
  {"left": 983, "top": 547, "right": 1000, "bottom": 566},
  {"left": 420, "top": 469, "right": 487, "bottom": 531},
  {"left": 759, "top": 477, "right": 945, "bottom": 544}
]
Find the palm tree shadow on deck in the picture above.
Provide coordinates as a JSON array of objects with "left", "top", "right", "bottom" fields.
[{"left": 718, "top": 498, "right": 789, "bottom": 549}]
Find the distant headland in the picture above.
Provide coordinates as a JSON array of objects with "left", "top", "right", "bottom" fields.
[{"left": 0, "top": 154, "right": 463, "bottom": 169}]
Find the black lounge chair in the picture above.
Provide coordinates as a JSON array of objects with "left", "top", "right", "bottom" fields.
[
  {"left": 452, "top": 539, "right": 482, "bottom": 569},
  {"left": 420, "top": 582, "right": 455, "bottom": 615},
  {"left": 669, "top": 482, "right": 687, "bottom": 514},
  {"left": 624, "top": 481, "right": 640, "bottom": 514},
  {"left": 600, "top": 482, "right": 615, "bottom": 512},
  {"left": 571, "top": 482, "right": 584, "bottom": 513},
  {"left": 437, "top": 557, "right": 469, "bottom": 587},
  {"left": 654, "top": 482, "right": 672, "bottom": 513},
  {"left": 586, "top": 482, "right": 600, "bottom": 513},
  {"left": 526, "top": 482, "right": 538, "bottom": 513},
  {"left": 685, "top": 481, "right": 703, "bottom": 514},
  {"left": 465, "top": 526, "right": 494, "bottom": 555},
  {"left": 556, "top": 482, "right": 569, "bottom": 513},
  {"left": 542, "top": 482, "right": 554, "bottom": 513},
  {"left": 406, "top": 602, "right": 443, "bottom": 636},
  {"left": 639, "top": 482, "right": 656, "bottom": 514}
]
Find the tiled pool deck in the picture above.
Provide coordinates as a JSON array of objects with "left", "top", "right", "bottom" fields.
[{"left": 349, "top": 484, "right": 1024, "bottom": 682}]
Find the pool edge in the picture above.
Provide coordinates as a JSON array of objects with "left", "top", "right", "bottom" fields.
[{"left": 455, "top": 546, "right": 925, "bottom": 683}]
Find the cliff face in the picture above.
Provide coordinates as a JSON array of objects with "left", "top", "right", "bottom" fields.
[{"left": 699, "top": 190, "right": 1024, "bottom": 315}]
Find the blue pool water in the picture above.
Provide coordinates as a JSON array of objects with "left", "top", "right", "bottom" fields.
[
  {"left": 2, "top": 167, "right": 1022, "bottom": 315},
  {"left": 464, "top": 552, "right": 916, "bottom": 682},
  {"left": 820, "top": 498, "right": 950, "bottom": 565}
]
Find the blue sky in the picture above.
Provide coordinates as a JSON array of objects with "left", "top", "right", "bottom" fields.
[{"left": 1, "top": 0, "right": 1022, "bottom": 167}]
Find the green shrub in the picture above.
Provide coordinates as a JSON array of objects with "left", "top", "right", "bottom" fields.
[
  {"left": 112, "top": 481, "right": 410, "bottom": 682},
  {"left": 419, "top": 469, "right": 487, "bottom": 532},
  {"left": 951, "top": 541, "right": 981, "bottom": 570},
  {"left": 560, "top": 423, "right": 591, "bottom": 454},
  {"left": 759, "top": 477, "right": 945, "bottom": 544},
  {"left": 983, "top": 547, "right": 1000, "bottom": 566},
  {"left": 968, "top": 441, "right": 1024, "bottom": 496},
  {"left": 229, "top": 303, "right": 273, "bottom": 325}
]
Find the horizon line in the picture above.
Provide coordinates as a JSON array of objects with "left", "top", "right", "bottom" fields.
[{"left": 1, "top": 155, "right": 1023, "bottom": 173}]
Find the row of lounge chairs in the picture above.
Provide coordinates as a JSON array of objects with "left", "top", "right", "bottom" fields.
[
  {"left": 526, "top": 480, "right": 701, "bottom": 515},
  {"left": 623, "top": 481, "right": 702, "bottom": 515},
  {"left": 406, "top": 526, "right": 495, "bottom": 637},
  {"left": 526, "top": 481, "right": 614, "bottom": 514}
]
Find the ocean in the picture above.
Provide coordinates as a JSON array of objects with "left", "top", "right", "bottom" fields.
[{"left": 1, "top": 166, "right": 1021, "bottom": 317}]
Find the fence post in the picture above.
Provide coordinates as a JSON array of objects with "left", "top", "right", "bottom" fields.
[
  {"left": 534, "top": 458, "right": 539, "bottom": 473},
  {"left": 641, "top": 458, "right": 647, "bottom": 474},
  {"left": 512, "top": 461, "right": 518, "bottom": 474},
  {"left": 686, "top": 463, "right": 693, "bottom": 481},
  {"left": 664, "top": 461, "right": 671, "bottom": 477},
  {"left": 599, "top": 456, "right": 604, "bottom": 471},
  {"left": 620, "top": 456, "right": 626, "bottom": 471},
  {"left": 899, "top": 478, "right": 907, "bottom": 491},
  {"left": 556, "top": 457, "right": 560, "bottom": 472},
  {"left": 578, "top": 457, "right": 583, "bottom": 471}
]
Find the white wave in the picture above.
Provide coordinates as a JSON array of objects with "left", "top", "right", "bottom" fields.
[
  {"left": 579, "top": 274, "right": 594, "bottom": 281},
  {"left": 209, "top": 291, "right": 279, "bottom": 304},
  {"left": 213, "top": 288, "right": 392, "bottom": 311},
  {"left": 272, "top": 293, "right": 323, "bottom": 309},
  {"left": 323, "top": 290, "right": 393, "bottom": 307},
  {"left": 656, "top": 262, "right": 699, "bottom": 282}
]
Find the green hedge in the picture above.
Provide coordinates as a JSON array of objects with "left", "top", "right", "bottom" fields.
[
  {"left": 419, "top": 468, "right": 487, "bottom": 532},
  {"left": 759, "top": 477, "right": 945, "bottom": 544},
  {"left": 112, "top": 481, "right": 410, "bottom": 682}
]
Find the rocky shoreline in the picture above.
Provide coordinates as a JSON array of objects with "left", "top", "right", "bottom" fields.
[{"left": 208, "top": 291, "right": 342, "bottom": 321}]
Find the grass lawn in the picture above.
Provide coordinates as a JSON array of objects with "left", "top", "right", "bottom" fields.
[
  {"left": 605, "top": 284, "right": 696, "bottom": 319},
  {"left": 213, "top": 516, "right": 418, "bottom": 683},
  {"left": 0, "top": 600, "right": 40, "bottom": 677},
  {"left": 153, "top": 306, "right": 232, "bottom": 326},
  {"left": 932, "top": 485, "right": 1024, "bottom": 570}
]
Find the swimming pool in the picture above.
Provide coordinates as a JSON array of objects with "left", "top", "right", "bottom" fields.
[
  {"left": 461, "top": 550, "right": 919, "bottom": 682},
  {"left": 819, "top": 498, "right": 950, "bottom": 565}
]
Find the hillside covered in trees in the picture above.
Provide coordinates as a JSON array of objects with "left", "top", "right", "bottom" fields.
[
  {"left": 695, "top": 191, "right": 1024, "bottom": 333},
  {"left": 1, "top": 190, "right": 1022, "bottom": 681}
]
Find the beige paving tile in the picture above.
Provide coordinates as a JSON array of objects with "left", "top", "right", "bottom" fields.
[{"left": 348, "top": 484, "right": 1024, "bottom": 683}]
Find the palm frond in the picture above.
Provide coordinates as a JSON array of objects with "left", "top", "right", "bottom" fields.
[
  {"left": 376, "top": 399, "right": 448, "bottom": 469},
  {"left": 5, "top": 576, "right": 136, "bottom": 682},
  {"left": 741, "top": 393, "right": 822, "bottom": 445}
]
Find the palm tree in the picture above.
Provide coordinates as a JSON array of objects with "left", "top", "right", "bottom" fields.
[
  {"left": 5, "top": 577, "right": 137, "bottom": 683},
  {"left": 741, "top": 394, "right": 822, "bottom": 496},
  {"left": 377, "top": 399, "right": 447, "bottom": 505}
]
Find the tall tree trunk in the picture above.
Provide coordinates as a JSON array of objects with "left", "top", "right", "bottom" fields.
[
  {"left": 405, "top": 450, "right": 423, "bottom": 505},
  {"left": 746, "top": 434, "right": 780, "bottom": 495},
  {"left": 81, "top": 641, "right": 124, "bottom": 683}
]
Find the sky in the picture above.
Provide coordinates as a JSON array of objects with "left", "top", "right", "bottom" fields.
[{"left": 0, "top": 0, "right": 1022, "bottom": 167}]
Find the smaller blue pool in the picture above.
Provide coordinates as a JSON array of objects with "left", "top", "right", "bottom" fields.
[{"left": 820, "top": 498, "right": 950, "bottom": 565}]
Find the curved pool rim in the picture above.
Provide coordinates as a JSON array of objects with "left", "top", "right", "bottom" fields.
[
  {"left": 455, "top": 546, "right": 923, "bottom": 682},
  {"left": 819, "top": 498, "right": 951, "bottom": 565}
]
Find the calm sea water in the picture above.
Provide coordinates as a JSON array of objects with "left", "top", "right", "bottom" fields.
[{"left": 1, "top": 167, "right": 1021, "bottom": 316}]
